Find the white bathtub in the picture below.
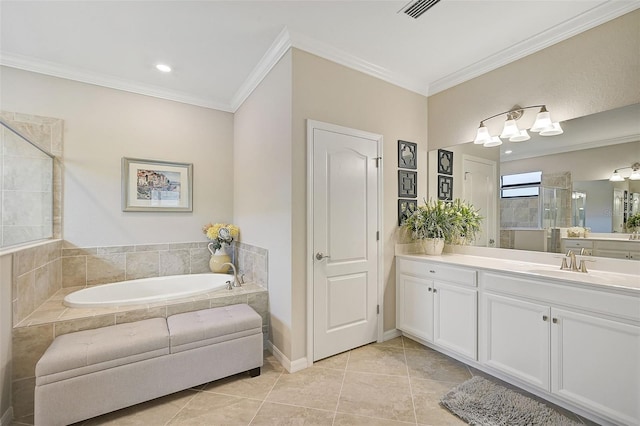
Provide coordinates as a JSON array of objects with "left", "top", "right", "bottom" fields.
[{"left": 63, "top": 273, "right": 232, "bottom": 308}]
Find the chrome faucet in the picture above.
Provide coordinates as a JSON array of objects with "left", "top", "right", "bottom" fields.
[{"left": 221, "top": 262, "right": 240, "bottom": 287}]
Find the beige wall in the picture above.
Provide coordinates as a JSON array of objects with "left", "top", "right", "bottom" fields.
[
  {"left": 234, "top": 52, "right": 293, "bottom": 358},
  {"left": 428, "top": 9, "right": 640, "bottom": 150},
  {"left": 292, "top": 49, "right": 428, "bottom": 361},
  {"left": 0, "top": 67, "right": 234, "bottom": 247}
]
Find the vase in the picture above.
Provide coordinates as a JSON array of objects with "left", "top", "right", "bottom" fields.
[
  {"left": 421, "top": 238, "right": 444, "bottom": 255},
  {"left": 208, "top": 242, "right": 231, "bottom": 273}
]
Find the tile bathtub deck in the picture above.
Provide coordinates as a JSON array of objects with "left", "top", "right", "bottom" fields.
[{"left": 13, "top": 337, "right": 595, "bottom": 426}]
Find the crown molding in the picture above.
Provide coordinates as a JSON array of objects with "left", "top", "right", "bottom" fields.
[
  {"left": 229, "top": 27, "right": 293, "bottom": 111},
  {"left": 428, "top": 1, "right": 640, "bottom": 96},
  {"left": 0, "top": 52, "right": 234, "bottom": 112},
  {"left": 287, "top": 29, "right": 428, "bottom": 97}
]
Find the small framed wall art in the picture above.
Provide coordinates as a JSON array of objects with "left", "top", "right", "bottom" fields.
[
  {"left": 398, "top": 170, "right": 417, "bottom": 198},
  {"left": 398, "top": 199, "right": 417, "bottom": 226},
  {"left": 437, "top": 149, "right": 453, "bottom": 175},
  {"left": 398, "top": 140, "right": 417, "bottom": 169},
  {"left": 437, "top": 175, "right": 453, "bottom": 201},
  {"left": 122, "top": 157, "right": 193, "bottom": 212}
]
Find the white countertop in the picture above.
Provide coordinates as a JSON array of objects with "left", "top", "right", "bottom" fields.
[
  {"left": 562, "top": 237, "right": 640, "bottom": 243},
  {"left": 396, "top": 249, "right": 640, "bottom": 294}
]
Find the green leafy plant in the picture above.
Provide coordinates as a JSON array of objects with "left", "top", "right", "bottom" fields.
[
  {"left": 627, "top": 213, "right": 640, "bottom": 231},
  {"left": 402, "top": 198, "right": 482, "bottom": 244}
]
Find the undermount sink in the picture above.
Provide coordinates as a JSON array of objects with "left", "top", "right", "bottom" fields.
[{"left": 525, "top": 268, "right": 619, "bottom": 285}]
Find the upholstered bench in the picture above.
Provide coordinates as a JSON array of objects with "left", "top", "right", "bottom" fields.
[{"left": 34, "top": 304, "right": 263, "bottom": 426}]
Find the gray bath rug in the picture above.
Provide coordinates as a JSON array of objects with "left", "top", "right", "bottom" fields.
[{"left": 440, "top": 376, "right": 581, "bottom": 426}]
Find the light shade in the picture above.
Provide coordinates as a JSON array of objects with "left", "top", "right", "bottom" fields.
[
  {"left": 155, "top": 63, "right": 172, "bottom": 73},
  {"left": 630, "top": 169, "right": 640, "bottom": 180},
  {"left": 499, "top": 119, "right": 520, "bottom": 139},
  {"left": 473, "top": 123, "right": 492, "bottom": 145},
  {"left": 509, "top": 129, "right": 530, "bottom": 142},
  {"left": 539, "top": 122, "right": 563, "bottom": 136},
  {"left": 530, "top": 107, "right": 552, "bottom": 132},
  {"left": 483, "top": 136, "right": 503, "bottom": 147},
  {"left": 609, "top": 170, "right": 624, "bottom": 182}
]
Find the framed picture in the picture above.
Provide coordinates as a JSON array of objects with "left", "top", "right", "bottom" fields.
[
  {"left": 122, "top": 157, "right": 193, "bottom": 212},
  {"left": 438, "top": 149, "right": 453, "bottom": 175},
  {"left": 438, "top": 175, "right": 453, "bottom": 201},
  {"left": 398, "top": 140, "right": 417, "bottom": 169},
  {"left": 398, "top": 199, "right": 417, "bottom": 226},
  {"left": 398, "top": 170, "right": 417, "bottom": 198}
]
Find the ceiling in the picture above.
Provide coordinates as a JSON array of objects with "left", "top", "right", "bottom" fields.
[{"left": 1, "top": 1, "right": 638, "bottom": 112}]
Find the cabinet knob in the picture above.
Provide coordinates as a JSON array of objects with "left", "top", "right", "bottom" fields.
[
  {"left": 429, "top": 270, "right": 436, "bottom": 273},
  {"left": 552, "top": 318, "right": 558, "bottom": 324},
  {"left": 433, "top": 288, "right": 438, "bottom": 293},
  {"left": 428, "top": 287, "right": 432, "bottom": 292},
  {"left": 542, "top": 315, "right": 548, "bottom": 321}
]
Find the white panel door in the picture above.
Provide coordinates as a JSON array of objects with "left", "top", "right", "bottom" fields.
[
  {"left": 551, "top": 308, "right": 640, "bottom": 425},
  {"left": 463, "top": 156, "right": 496, "bottom": 247},
  {"left": 312, "top": 124, "right": 379, "bottom": 361},
  {"left": 481, "top": 293, "right": 550, "bottom": 391}
]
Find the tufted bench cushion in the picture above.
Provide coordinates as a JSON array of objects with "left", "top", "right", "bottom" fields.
[
  {"left": 36, "top": 318, "right": 169, "bottom": 386},
  {"left": 167, "top": 303, "right": 262, "bottom": 353}
]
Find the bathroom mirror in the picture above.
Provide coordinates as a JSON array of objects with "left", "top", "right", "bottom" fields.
[{"left": 427, "top": 103, "right": 640, "bottom": 257}]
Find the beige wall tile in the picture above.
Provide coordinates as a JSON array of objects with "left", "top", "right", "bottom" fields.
[
  {"left": 126, "top": 251, "right": 159, "bottom": 280},
  {"left": 190, "top": 247, "right": 210, "bottom": 274},
  {"left": 116, "top": 306, "right": 167, "bottom": 324},
  {"left": 54, "top": 314, "right": 116, "bottom": 337},
  {"left": 15, "top": 272, "right": 35, "bottom": 325},
  {"left": 34, "top": 264, "right": 50, "bottom": 308},
  {"left": 62, "top": 256, "right": 86, "bottom": 287},
  {"left": 160, "top": 249, "right": 190, "bottom": 276},
  {"left": 12, "top": 323, "right": 54, "bottom": 380},
  {"left": 86, "top": 253, "right": 125, "bottom": 286},
  {"left": 248, "top": 292, "right": 269, "bottom": 325},
  {"left": 12, "top": 377, "right": 36, "bottom": 419},
  {"left": 166, "top": 300, "right": 210, "bottom": 317},
  {"left": 13, "top": 247, "right": 35, "bottom": 276}
]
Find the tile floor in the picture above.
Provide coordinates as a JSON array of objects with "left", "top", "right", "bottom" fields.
[{"left": 13, "top": 336, "right": 593, "bottom": 425}]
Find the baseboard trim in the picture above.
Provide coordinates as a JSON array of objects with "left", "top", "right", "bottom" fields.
[
  {"left": 0, "top": 407, "right": 13, "bottom": 426},
  {"left": 382, "top": 328, "right": 402, "bottom": 342},
  {"left": 266, "top": 341, "right": 309, "bottom": 373}
]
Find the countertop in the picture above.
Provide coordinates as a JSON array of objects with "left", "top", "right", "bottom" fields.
[
  {"left": 562, "top": 236, "right": 640, "bottom": 243},
  {"left": 396, "top": 252, "right": 640, "bottom": 293}
]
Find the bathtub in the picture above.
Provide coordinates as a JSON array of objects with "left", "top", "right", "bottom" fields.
[{"left": 63, "top": 273, "right": 233, "bottom": 308}]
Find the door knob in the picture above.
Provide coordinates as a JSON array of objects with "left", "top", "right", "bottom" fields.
[{"left": 315, "top": 252, "right": 331, "bottom": 261}]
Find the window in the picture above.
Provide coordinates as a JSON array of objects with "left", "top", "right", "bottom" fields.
[{"left": 501, "top": 171, "right": 542, "bottom": 198}]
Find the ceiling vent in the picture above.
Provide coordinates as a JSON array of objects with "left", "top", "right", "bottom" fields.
[{"left": 401, "top": 0, "right": 442, "bottom": 19}]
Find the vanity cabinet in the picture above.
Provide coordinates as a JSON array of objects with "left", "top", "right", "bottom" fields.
[
  {"left": 592, "top": 240, "right": 640, "bottom": 260},
  {"left": 396, "top": 258, "right": 477, "bottom": 360},
  {"left": 479, "top": 271, "right": 640, "bottom": 425}
]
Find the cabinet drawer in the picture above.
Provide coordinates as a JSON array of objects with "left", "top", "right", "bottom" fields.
[
  {"left": 563, "top": 240, "right": 593, "bottom": 249},
  {"left": 398, "top": 258, "right": 476, "bottom": 287},
  {"left": 596, "top": 240, "right": 639, "bottom": 251}
]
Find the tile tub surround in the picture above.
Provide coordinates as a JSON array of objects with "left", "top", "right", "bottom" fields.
[
  {"left": 11, "top": 337, "right": 594, "bottom": 426},
  {"left": 12, "top": 240, "right": 63, "bottom": 326},
  {"left": 11, "top": 283, "right": 269, "bottom": 422},
  {"left": 61, "top": 241, "right": 269, "bottom": 289}
]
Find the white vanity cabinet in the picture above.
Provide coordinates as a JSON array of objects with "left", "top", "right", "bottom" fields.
[
  {"left": 396, "top": 258, "right": 477, "bottom": 360},
  {"left": 592, "top": 240, "right": 640, "bottom": 260},
  {"left": 479, "top": 271, "right": 640, "bottom": 425}
]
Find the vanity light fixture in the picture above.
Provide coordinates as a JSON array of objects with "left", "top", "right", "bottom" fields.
[
  {"left": 610, "top": 162, "right": 640, "bottom": 181},
  {"left": 473, "top": 105, "right": 563, "bottom": 147}
]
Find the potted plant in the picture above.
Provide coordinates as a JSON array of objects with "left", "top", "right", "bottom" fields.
[
  {"left": 627, "top": 213, "right": 640, "bottom": 233},
  {"left": 202, "top": 223, "right": 240, "bottom": 272},
  {"left": 402, "top": 198, "right": 482, "bottom": 255}
]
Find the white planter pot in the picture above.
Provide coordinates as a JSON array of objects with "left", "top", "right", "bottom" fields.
[{"left": 421, "top": 238, "right": 445, "bottom": 255}]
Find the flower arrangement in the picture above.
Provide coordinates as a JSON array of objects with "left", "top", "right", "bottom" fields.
[
  {"left": 202, "top": 223, "right": 239, "bottom": 251},
  {"left": 403, "top": 198, "right": 482, "bottom": 244},
  {"left": 627, "top": 213, "right": 640, "bottom": 231}
]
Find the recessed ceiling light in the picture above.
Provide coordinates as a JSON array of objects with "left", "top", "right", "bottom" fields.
[
  {"left": 504, "top": 150, "right": 513, "bottom": 155},
  {"left": 155, "top": 63, "right": 172, "bottom": 73}
]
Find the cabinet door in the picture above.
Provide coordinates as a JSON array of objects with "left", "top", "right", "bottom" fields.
[
  {"left": 551, "top": 308, "right": 640, "bottom": 425},
  {"left": 397, "top": 274, "right": 433, "bottom": 341},
  {"left": 434, "top": 282, "right": 477, "bottom": 360},
  {"left": 480, "top": 293, "right": 550, "bottom": 391},
  {"left": 592, "top": 248, "right": 630, "bottom": 260}
]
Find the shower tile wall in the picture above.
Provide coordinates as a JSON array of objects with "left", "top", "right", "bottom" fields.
[{"left": 0, "top": 111, "right": 63, "bottom": 247}]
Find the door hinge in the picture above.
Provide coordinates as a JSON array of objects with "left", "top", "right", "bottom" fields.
[
  {"left": 375, "top": 157, "right": 382, "bottom": 168},
  {"left": 376, "top": 231, "right": 380, "bottom": 241},
  {"left": 377, "top": 305, "right": 380, "bottom": 315}
]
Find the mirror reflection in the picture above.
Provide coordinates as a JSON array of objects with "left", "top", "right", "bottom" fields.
[{"left": 428, "top": 103, "right": 640, "bottom": 260}]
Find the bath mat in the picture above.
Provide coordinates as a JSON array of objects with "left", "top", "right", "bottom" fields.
[{"left": 440, "top": 376, "right": 581, "bottom": 426}]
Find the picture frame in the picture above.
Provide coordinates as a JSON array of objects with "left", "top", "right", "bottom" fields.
[
  {"left": 438, "top": 175, "right": 453, "bottom": 201},
  {"left": 398, "top": 140, "right": 417, "bottom": 169},
  {"left": 122, "top": 157, "right": 193, "bottom": 212},
  {"left": 398, "top": 170, "right": 417, "bottom": 198},
  {"left": 398, "top": 199, "right": 417, "bottom": 226},
  {"left": 438, "top": 149, "right": 453, "bottom": 175}
]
